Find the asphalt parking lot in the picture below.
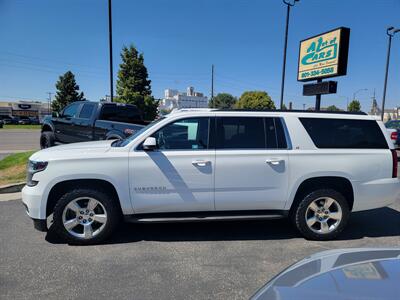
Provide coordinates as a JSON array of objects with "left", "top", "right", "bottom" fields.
[
  {"left": 0, "top": 198, "right": 399, "bottom": 300},
  {"left": 0, "top": 129, "right": 40, "bottom": 159}
]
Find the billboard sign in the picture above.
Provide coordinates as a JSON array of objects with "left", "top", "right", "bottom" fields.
[{"left": 298, "top": 27, "right": 350, "bottom": 82}]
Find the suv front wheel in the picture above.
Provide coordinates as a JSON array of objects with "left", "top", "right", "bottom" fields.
[
  {"left": 52, "top": 188, "right": 120, "bottom": 244},
  {"left": 40, "top": 131, "right": 55, "bottom": 149},
  {"left": 292, "top": 189, "right": 350, "bottom": 240}
]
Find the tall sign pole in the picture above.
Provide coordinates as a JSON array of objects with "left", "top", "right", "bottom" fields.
[
  {"left": 211, "top": 64, "right": 214, "bottom": 103},
  {"left": 108, "top": 0, "right": 114, "bottom": 102},
  {"left": 280, "top": 0, "right": 299, "bottom": 110},
  {"left": 381, "top": 27, "right": 400, "bottom": 120}
]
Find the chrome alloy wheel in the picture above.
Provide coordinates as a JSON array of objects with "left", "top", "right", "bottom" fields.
[
  {"left": 305, "top": 197, "right": 342, "bottom": 234},
  {"left": 62, "top": 197, "right": 107, "bottom": 239}
]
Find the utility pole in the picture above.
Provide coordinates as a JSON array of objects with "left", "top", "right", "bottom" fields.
[
  {"left": 382, "top": 27, "right": 400, "bottom": 120},
  {"left": 108, "top": 0, "right": 114, "bottom": 102},
  {"left": 211, "top": 64, "right": 214, "bottom": 106},
  {"left": 47, "top": 92, "right": 52, "bottom": 114}
]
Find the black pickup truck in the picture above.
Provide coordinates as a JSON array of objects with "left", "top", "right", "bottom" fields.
[{"left": 40, "top": 101, "right": 145, "bottom": 148}]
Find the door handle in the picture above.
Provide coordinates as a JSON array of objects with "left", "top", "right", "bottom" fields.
[
  {"left": 265, "top": 158, "right": 283, "bottom": 165},
  {"left": 192, "top": 160, "right": 210, "bottom": 167}
]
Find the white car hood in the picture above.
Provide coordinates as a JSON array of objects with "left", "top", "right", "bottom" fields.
[{"left": 30, "top": 140, "right": 114, "bottom": 161}]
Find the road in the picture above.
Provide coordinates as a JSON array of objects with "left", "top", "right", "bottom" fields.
[
  {"left": 1, "top": 198, "right": 399, "bottom": 300},
  {"left": 0, "top": 129, "right": 40, "bottom": 159}
]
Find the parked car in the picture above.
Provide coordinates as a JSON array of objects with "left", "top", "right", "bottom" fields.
[
  {"left": 29, "top": 117, "right": 40, "bottom": 125},
  {"left": 40, "top": 101, "right": 146, "bottom": 148},
  {"left": 1, "top": 116, "right": 19, "bottom": 124},
  {"left": 22, "top": 109, "right": 400, "bottom": 244},
  {"left": 385, "top": 120, "right": 400, "bottom": 147},
  {"left": 18, "top": 117, "right": 32, "bottom": 125},
  {"left": 251, "top": 248, "right": 400, "bottom": 300},
  {"left": 0, "top": 119, "right": 3, "bottom": 128}
]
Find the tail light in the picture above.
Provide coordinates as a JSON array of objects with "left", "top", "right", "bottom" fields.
[
  {"left": 391, "top": 131, "right": 398, "bottom": 141},
  {"left": 391, "top": 149, "right": 398, "bottom": 178}
]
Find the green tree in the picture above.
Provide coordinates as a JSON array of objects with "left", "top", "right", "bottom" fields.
[
  {"left": 52, "top": 71, "right": 85, "bottom": 112},
  {"left": 326, "top": 105, "right": 341, "bottom": 112},
  {"left": 116, "top": 45, "right": 157, "bottom": 120},
  {"left": 236, "top": 91, "right": 276, "bottom": 110},
  {"left": 348, "top": 100, "right": 361, "bottom": 112},
  {"left": 209, "top": 93, "right": 237, "bottom": 108}
]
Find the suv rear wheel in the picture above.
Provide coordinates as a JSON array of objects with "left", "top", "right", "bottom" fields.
[
  {"left": 52, "top": 188, "right": 120, "bottom": 244},
  {"left": 292, "top": 189, "right": 350, "bottom": 240}
]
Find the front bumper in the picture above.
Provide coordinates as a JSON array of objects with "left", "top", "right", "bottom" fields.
[{"left": 22, "top": 185, "right": 47, "bottom": 223}]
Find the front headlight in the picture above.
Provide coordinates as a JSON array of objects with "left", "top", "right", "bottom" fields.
[{"left": 27, "top": 161, "right": 48, "bottom": 187}]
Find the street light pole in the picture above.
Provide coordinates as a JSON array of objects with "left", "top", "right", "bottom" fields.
[
  {"left": 108, "top": 0, "right": 114, "bottom": 102},
  {"left": 381, "top": 27, "right": 399, "bottom": 121},
  {"left": 279, "top": 0, "right": 299, "bottom": 110}
]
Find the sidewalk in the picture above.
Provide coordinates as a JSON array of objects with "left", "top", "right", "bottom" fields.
[{"left": 0, "top": 192, "right": 21, "bottom": 202}]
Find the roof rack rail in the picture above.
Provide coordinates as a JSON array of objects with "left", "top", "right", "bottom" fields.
[
  {"left": 169, "top": 108, "right": 216, "bottom": 114},
  {"left": 215, "top": 109, "right": 368, "bottom": 115}
]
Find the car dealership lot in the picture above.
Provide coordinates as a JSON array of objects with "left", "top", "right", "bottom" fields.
[{"left": 1, "top": 198, "right": 399, "bottom": 300}]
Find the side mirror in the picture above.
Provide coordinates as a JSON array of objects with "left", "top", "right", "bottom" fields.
[
  {"left": 143, "top": 137, "right": 157, "bottom": 150},
  {"left": 52, "top": 111, "right": 59, "bottom": 118}
]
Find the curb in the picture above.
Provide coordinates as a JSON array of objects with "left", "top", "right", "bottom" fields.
[{"left": 0, "top": 182, "right": 25, "bottom": 194}]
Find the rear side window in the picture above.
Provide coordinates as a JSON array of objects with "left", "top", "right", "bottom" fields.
[
  {"left": 299, "top": 118, "right": 388, "bottom": 149},
  {"left": 216, "top": 117, "right": 265, "bottom": 149},
  {"left": 216, "top": 117, "right": 288, "bottom": 150},
  {"left": 100, "top": 105, "right": 142, "bottom": 123}
]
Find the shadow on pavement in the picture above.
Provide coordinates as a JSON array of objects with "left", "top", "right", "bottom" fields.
[{"left": 45, "top": 207, "right": 400, "bottom": 245}]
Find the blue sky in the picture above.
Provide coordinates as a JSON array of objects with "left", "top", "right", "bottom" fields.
[{"left": 0, "top": 0, "right": 399, "bottom": 110}]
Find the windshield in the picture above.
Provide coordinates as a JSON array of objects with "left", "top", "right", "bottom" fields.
[{"left": 113, "top": 117, "right": 165, "bottom": 147}]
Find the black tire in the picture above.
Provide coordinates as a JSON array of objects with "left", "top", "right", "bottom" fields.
[
  {"left": 52, "top": 188, "right": 120, "bottom": 245},
  {"left": 291, "top": 189, "right": 350, "bottom": 240},
  {"left": 40, "top": 131, "right": 55, "bottom": 149}
]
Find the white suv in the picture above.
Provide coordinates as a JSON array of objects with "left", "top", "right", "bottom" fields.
[{"left": 22, "top": 109, "right": 400, "bottom": 244}]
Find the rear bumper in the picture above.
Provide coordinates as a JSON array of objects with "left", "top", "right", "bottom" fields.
[{"left": 352, "top": 178, "right": 400, "bottom": 212}]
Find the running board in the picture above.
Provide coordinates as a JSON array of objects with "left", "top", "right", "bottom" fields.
[{"left": 124, "top": 210, "right": 287, "bottom": 223}]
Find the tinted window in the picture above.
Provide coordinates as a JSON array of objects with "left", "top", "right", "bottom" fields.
[
  {"left": 217, "top": 117, "right": 265, "bottom": 149},
  {"left": 275, "top": 118, "right": 288, "bottom": 149},
  {"left": 152, "top": 118, "right": 209, "bottom": 150},
  {"left": 62, "top": 103, "right": 80, "bottom": 118},
  {"left": 300, "top": 118, "right": 388, "bottom": 149},
  {"left": 79, "top": 103, "right": 95, "bottom": 119},
  {"left": 265, "top": 118, "right": 278, "bottom": 148},
  {"left": 100, "top": 105, "right": 142, "bottom": 123}
]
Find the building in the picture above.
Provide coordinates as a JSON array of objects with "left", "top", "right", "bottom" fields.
[
  {"left": 367, "top": 97, "right": 400, "bottom": 122},
  {"left": 159, "top": 87, "right": 208, "bottom": 111},
  {"left": 0, "top": 100, "right": 51, "bottom": 119}
]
